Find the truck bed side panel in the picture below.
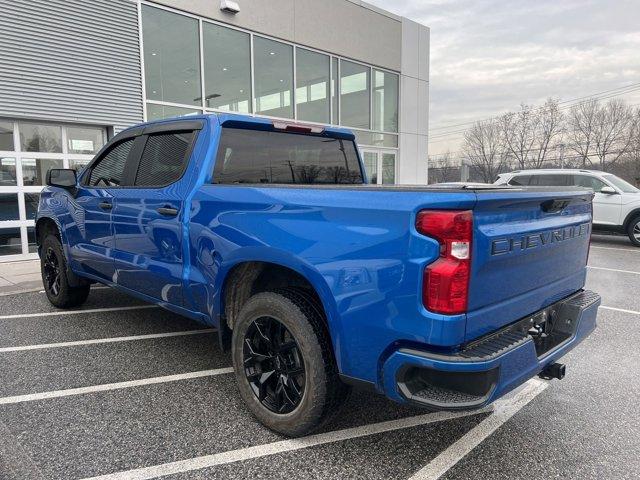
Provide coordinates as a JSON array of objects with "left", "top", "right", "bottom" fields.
[{"left": 188, "top": 186, "right": 477, "bottom": 383}]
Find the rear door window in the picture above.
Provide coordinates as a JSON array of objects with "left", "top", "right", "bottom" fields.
[
  {"left": 212, "top": 128, "right": 364, "bottom": 185},
  {"left": 87, "top": 139, "right": 134, "bottom": 187},
  {"left": 530, "top": 174, "right": 571, "bottom": 186},
  {"left": 134, "top": 131, "right": 195, "bottom": 187}
]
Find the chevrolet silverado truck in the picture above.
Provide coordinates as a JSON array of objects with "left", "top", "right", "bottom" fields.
[{"left": 36, "top": 114, "right": 600, "bottom": 437}]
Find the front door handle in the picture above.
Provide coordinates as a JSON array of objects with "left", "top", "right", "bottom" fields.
[
  {"left": 157, "top": 206, "right": 179, "bottom": 216},
  {"left": 98, "top": 202, "right": 112, "bottom": 210}
]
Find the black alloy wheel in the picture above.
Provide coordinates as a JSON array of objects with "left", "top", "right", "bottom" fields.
[
  {"left": 43, "top": 246, "right": 62, "bottom": 297},
  {"left": 243, "top": 315, "right": 306, "bottom": 414}
]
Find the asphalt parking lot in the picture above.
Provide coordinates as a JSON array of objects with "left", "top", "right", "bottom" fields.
[{"left": 0, "top": 233, "right": 639, "bottom": 480}]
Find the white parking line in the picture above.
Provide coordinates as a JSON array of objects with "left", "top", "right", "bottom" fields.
[
  {"left": 587, "top": 265, "right": 640, "bottom": 275},
  {"left": 79, "top": 380, "right": 545, "bottom": 480},
  {"left": 0, "top": 367, "right": 233, "bottom": 405},
  {"left": 0, "top": 285, "right": 110, "bottom": 297},
  {"left": 81, "top": 409, "right": 492, "bottom": 480},
  {"left": 0, "top": 329, "right": 216, "bottom": 353},
  {"left": 408, "top": 379, "right": 548, "bottom": 480},
  {"left": 0, "top": 304, "right": 157, "bottom": 320},
  {"left": 601, "top": 305, "right": 640, "bottom": 316},
  {"left": 590, "top": 245, "right": 640, "bottom": 253}
]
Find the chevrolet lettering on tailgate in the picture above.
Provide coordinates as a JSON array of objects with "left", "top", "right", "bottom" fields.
[{"left": 491, "top": 223, "right": 590, "bottom": 256}]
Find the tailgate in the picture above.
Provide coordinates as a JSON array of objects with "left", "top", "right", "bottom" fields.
[{"left": 465, "top": 187, "right": 593, "bottom": 341}]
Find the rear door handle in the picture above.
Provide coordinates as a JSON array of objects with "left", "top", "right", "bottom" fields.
[
  {"left": 157, "top": 206, "right": 179, "bottom": 216},
  {"left": 98, "top": 202, "right": 112, "bottom": 210}
]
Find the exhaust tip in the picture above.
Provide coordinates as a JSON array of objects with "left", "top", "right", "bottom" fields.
[{"left": 539, "top": 362, "right": 566, "bottom": 380}]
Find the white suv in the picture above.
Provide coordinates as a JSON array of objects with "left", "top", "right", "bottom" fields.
[{"left": 495, "top": 169, "right": 640, "bottom": 246}]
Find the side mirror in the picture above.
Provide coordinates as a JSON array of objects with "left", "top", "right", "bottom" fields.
[
  {"left": 46, "top": 169, "right": 77, "bottom": 191},
  {"left": 600, "top": 186, "right": 618, "bottom": 195}
]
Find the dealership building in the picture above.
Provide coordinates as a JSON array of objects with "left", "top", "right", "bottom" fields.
[{"left": 0, "top": 0, "right": 430, "bottom": 261}]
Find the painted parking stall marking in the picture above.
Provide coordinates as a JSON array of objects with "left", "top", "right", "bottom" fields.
[
  {"left": 0, "top": 328, "right": 215, "bottom": 353},
  {"left": 0, "top": 304, "right": 158, "bottom": 320},
  {"left": 587, "top": 265, "right": 640, "bottom": 275},
  {"left": 408, "top": 379, "right": 548, "bottom": 480},
  {"left": 600, "top": 305, "right": 640, "bottom": 315},
  {"left": 79, "top": 410, "right": 490, "bottom": 480},
  {"left": 77, "top": 380, "right": 545, "bottom": 480},
  {"left": 0, "top": 368, "right": 233, "bottom": 406},
  {"left": 590, "top": 245, "right": 640, "bottom": 253}
]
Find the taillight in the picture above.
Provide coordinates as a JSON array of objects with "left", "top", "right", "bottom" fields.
[{"left": 416, "top": 210, "right": 473, "bottom": 315}]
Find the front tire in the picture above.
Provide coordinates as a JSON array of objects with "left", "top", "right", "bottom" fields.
[
  {"left": 231, "top": 289, "right": 349, "bottom": 437},
  {"left": 627, "top": 216, "right": 640, "bottom": 247},
  {"left": 40, "top": 234, "right": 90, "bottom": 308}
]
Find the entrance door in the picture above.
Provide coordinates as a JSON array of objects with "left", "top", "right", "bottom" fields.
[{"left": 361, "top": 149, "right": 396, "bottom": 185}]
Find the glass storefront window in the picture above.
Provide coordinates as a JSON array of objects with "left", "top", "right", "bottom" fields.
[
  {"left": 0, "top": 121, "right": 14, "bottom": 151},
  {"left": 296, "top": 48, "right": 330, "bottom": 124},
  {"left": 353, "top": 130, "right": 398, "bottom": 148},
  {"left": 0, "top": 194, "right": 19, "bottom": 221},
  {"left": 24, "top": 193, "right": 40, "bottom": 220},
  {"left": 0, "top": 228, "right": 22, "bottom": 256},
  {"left": 146, "top": 104, "right": 201, "bottom": 121},
  {"left": 67, "top": 126, "right": 104, "bottom": 154},
  {"left": 373, "top": 70, "right": 399, "bottom": 133},
  {"left": 340, "top": 60, "right": 370, "bottom": 129},
  {"left": 382, "top": 153, "right": 396, "bottom": 184},
  {"left": 254, "top": 37, "right": 293, "bottom": 119},
  {"left": 27, "top": 226, "right": 37, "bottom": 253},
  {"left": 362, "top": 152, "right": 378, "bottom": 184},
  {"left": 69, "top": 158, "right": 91, "bottom": 172},
  {"left": 0, "top": 157, "right": 17, "bottom": 186},
  {"left": 203, "top": 23, "right": 251, "bottom": 113},
  {"left": 332, "top": 58, "right": 338, "bottom": 125},
  {"left": 0, "top": 121, "right": 104, "bottom": 259},
  {"left": 21, "top": 158, "right": 64, "bottom": 186},
  {"left": 20, "top": 123, "right": 62, "bottom": 153},
  {"left": 143, "top": 5, "right": 201, "bottom": 106}
]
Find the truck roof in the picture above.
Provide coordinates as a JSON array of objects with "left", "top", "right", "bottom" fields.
[{"left": 119, "top": 112, "right": 356, "bottom": 140}]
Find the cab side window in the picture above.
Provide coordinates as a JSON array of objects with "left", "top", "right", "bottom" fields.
[
  {"left": 134, "top": 131, "right": 195, "bottom": 187},
  {"left": 87, "top": 139, "right": 135, "bottom": 187},
  {"left": 573, "top": 175, "right": 607, "bottom": 193}
]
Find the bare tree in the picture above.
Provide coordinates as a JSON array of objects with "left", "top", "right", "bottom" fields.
[
  {"left": 499, "top": 103, "right": 537, "bottom": 169},
  {"left": 566, "top": 99, "right": 599, "bottom": 168},
  {"left": 463, "top": 120, "right": 508, "bottom": 183},
  {"left": 592, "top": 99, "right": 634, "bottom": 171},
  {"left": 428, "top": 150, "right": 459, "bottom": 183},
  {"left": 630, "top": 108, "right": 640, "bottom": 163},
  {"left": 530, "top": 98, "right": 565, "bottom": 168}
]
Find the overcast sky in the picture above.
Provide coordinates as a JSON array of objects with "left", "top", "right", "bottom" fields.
[{"left": 367, "top": 0, "right": 640, "bottom": 155}]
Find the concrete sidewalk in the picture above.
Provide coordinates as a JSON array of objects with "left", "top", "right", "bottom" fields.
[{"left": 0, "top": 260, "right": 42, "bottom": 295}]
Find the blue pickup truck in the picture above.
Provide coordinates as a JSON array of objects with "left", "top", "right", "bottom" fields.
[{"left": 37, "top": 114, "right": 600, "bottom": 436}]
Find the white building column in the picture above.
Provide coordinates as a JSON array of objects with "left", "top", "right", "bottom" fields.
[{"left": 398, "top": 18, "right": 429, "bottom": 184}]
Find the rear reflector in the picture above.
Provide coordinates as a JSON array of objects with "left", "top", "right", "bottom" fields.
[{"left": 416, "top": 210, "right": 473, "bottom": 315}]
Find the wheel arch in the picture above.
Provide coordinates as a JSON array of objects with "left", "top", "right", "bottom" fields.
[
  {"left": 35, "top": 216, "right": 62, "bottom": 250},
  {"left": 216, "top": 255, "right": 341, "bottom": 360},
  {"left": 622, "top": 208, "right": 640, "bottom": 231}
]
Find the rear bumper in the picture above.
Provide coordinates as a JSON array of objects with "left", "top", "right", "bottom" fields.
[{"left": 381, "top": 290, "right": 600, "bottom": 409}]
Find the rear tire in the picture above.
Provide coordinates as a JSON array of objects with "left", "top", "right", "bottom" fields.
[
  {"left": 40, "top": 234, "right": 90, "bottom": 308},
  {"left": 231, "top": 289, "right": 350, "bottom": 437},
  {"left": 627, "top": 216, "right": 640, "bottom": 247}
]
